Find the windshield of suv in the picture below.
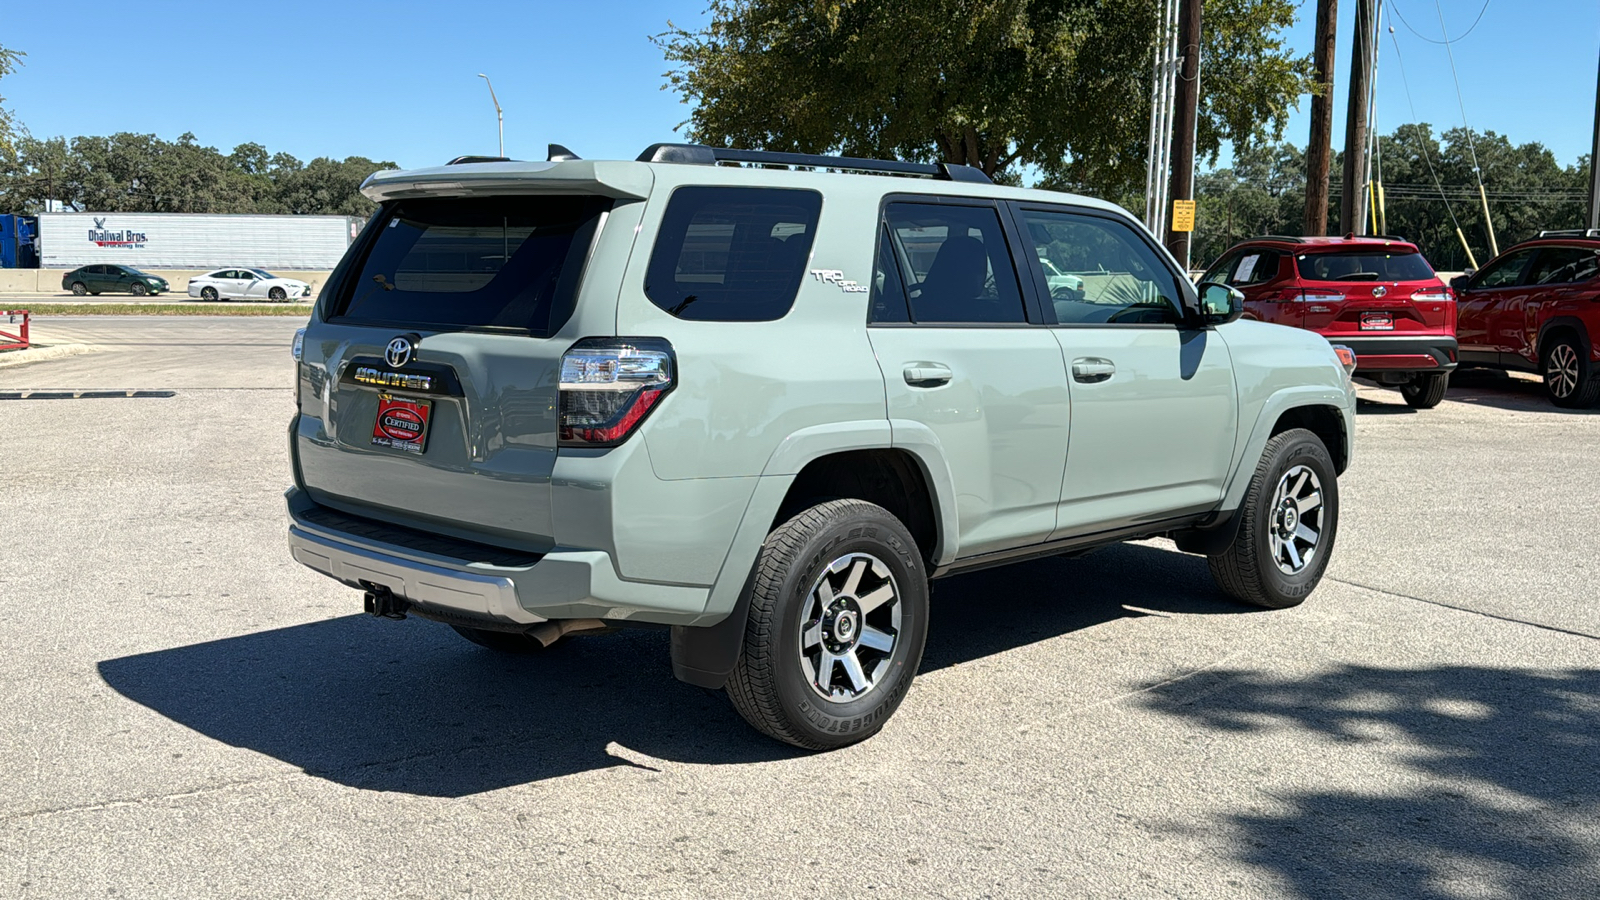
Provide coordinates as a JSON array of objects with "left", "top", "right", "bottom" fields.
[
  {"left": 336, "top": 195, "right": 606, "bottom": 333},
  {"left": 1298, "top": 250, "right": 1435, "bottom": 282}
]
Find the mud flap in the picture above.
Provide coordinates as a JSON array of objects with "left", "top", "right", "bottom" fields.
[{"left": 669, "top": 563, "right": 756, "bottom": 689}]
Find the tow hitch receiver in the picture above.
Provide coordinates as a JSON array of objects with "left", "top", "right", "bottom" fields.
[{"left": 362, "top": 583, "right": 409, "bottom": 620}]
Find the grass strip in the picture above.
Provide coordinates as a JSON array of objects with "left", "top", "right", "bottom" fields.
[{"left": 15, "top": 303, "right": 313, "bottom": 317}]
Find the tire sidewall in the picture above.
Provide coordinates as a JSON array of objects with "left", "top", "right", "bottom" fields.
[
  {"left": 71, "top": 282, "right": 86, "bottom": 296},
  {"left": 769, "top": 509, "right": 929, "bottom": 747},
  {"left": 1252, "top": 434, "right": 1339, "bottom": 605}
]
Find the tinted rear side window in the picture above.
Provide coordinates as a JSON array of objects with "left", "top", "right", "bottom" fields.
[
  {"left": 645, "top": 186, "right": 822, "bottom": 321},
  {"left": 335, "top": 195, "right": 607, "bottom": 333},
  {"left": 1299, "top": 250, "right": 1435, "bottom": 282}
]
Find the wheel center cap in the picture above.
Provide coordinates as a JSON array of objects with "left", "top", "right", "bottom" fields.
[{"left": 833, "top": 610, "right": 857, "bottom": 643}]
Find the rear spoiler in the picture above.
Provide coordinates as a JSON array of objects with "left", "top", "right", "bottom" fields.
[{"left": 361, "top": 160, "right": 653, "bottom": 202}]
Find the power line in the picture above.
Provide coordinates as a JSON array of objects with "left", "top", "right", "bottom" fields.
[{"left": 1389, "top": 0, "right": 1491, "bottom": 45}]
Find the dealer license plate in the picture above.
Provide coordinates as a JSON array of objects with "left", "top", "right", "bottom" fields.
[
  {"left": 371, "top": 393, "right": 432, "bottom": 454},
  {"left": 1359, "top": 311, "right": 1394, "bottom": 331}
]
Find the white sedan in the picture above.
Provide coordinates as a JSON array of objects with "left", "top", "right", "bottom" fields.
[{"left": 188, "top": 268, "right": 313, "bottom": 302}]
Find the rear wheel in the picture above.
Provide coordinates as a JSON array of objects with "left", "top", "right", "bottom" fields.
[
  {"left": 726, "top": 499, "right": 929, "bottom": 750},
  {"left": 1542, "top": 335, "right": 1600, "bottom": 408},
  {"left": 1401, "top": 372, "right": 1449, "bottom": 409},
  {"left": 200, "top": 286, "right": 218, "bottom": 302},
  {"left": 268, "top": 286, "right": 287, "bottom": 301},
  {"left": 129, "top": 282, "right": 148, "bottom": 296},
  {"left": 70, "top": 282, "right": 87, "bottom": 296},
  {"left": 1208, "top": 428, "right": 1339, "bottom": 609}
]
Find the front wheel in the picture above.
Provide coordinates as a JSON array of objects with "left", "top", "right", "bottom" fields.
[
  {"left": 129, "top": 282, "right": 148, "bottom": 296},
  {"left": 1542, "top": 335, "right": 1600, "bottom": 408},
  {"left": 726, "top": 499, "right": 930, "bottom": 750},
  {"left": 268, "top": 286, "right": 287, "bottom": 301},
  {"left": 1401, "top": 372, "right": 1449, "bottom": 409},
  {"left": 1208, "top": 428, "right": 1339, "bottom": 609}
]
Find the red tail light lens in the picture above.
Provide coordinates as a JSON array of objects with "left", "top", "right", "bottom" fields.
[
  {"left": 558, "top": 338, "right": 674, "bottom": 448},
  {"left": 1410, "top": 290, "right": 1452, "bottom": 303}
]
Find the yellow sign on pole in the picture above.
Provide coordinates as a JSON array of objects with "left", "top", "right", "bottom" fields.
[{"left": 1171, "top": 199, "right": 1196, "bottom": 233}]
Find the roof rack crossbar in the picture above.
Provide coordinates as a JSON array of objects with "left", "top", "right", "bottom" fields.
[
  {"left": 1537, "top": 228, "right": 1600, "bottom": 239},
  {"left": 636, "top": 143, "right": 992, "bottom": 184}
]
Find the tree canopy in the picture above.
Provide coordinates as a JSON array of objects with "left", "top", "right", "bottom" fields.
[
  {"left": 656, "top": 0, "right": 1311, "bottom": 192},
  {"left": 0, "top": 44, "right": 24, "bottom": 160},
  {"left": 0, "top": 130, "right": 395, "bottom": 216},
  {"left": 1192, "top": 126, "right": 1590, "bottom": 271}
]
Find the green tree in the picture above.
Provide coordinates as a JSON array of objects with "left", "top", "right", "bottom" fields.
[
  {"left": 273, "top": 156, "right": 395, "bottom": 216},
  {"left": 656, "top": 0, "right": 1311, "bottom": 192},
  {"left": 0, "top": 44, "right": 23, "bottom": 160}
]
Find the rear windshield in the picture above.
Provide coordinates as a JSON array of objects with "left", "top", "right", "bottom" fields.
[
  {"left": 334, "top": 195, "right": 606, "bottom": 333},
  {"left": 645, "top": 186, "right": 822, "bottom": 321},
  {"left": 1298, "top": 250, "right": 1435, "bottom": 282}
]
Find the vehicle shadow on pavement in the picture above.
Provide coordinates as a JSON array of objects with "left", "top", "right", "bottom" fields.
[
  {"left": 96, "top": 542, "right": 1246, "bottom": 797},
  {"left": 1447, "top": 368, "right": 1598, "bottom": 415},
  {"left": 1132, "top": 662, "right": 1600, "bottom": 898}
]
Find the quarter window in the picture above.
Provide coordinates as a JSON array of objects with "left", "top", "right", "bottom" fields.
[
  {"left": 880, "top": 202, "right": 1026, "bottom": 324},
  {"left": 1018, "top": 209, "right": 1182, "bottom": 325},
  {"left": 644, "top": 186, "right": 821, "bottom": 322}
]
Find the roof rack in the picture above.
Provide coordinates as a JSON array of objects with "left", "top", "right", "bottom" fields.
[
  {"left": 635, "top": 143, "right": 993, "bottom": 184},
  {"left": 1536, "top": 228, "right": 1600, "bottom": 239},
  {"left": 446, "top": 155, "right": 512, "bottom": 165}
]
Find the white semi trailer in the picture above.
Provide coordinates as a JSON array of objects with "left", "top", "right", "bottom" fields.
[{"left": 37, "top": 212, "right": 364, "bottom": 270}]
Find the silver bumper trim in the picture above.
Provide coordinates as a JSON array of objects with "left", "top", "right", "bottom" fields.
[{"left": 288, "top": 525, "right": 545, "bottom": 625}]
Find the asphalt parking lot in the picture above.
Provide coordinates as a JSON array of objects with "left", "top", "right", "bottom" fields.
[{"left": 2, "top": 317, "right": 1596, "bottom": 899}]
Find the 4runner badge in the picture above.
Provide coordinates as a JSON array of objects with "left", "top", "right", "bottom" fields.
[{"left": 810, "top": 269, "right": 869, "bottom": 293}]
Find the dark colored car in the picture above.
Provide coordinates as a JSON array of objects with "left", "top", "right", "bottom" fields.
[
  {"left": 61, "top": 264, "right": 169, "bottom": 297},
  {"left": 1201, "top": 235, "right": 1458, "bottom": 408},
  {"left": 1452, "top": 230, "right": 1600, "bottom": 408}
]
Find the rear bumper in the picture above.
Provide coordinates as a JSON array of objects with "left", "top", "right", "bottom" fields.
[
  {"left": 284, "top": 488, "right": 714, "bottom": 628},
  {"left": 1338, "top": 335, "right": 1459, "bottom": 374}
]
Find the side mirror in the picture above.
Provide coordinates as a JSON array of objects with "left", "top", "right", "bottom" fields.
[
  {"left": 1198, "top": 283, "right": 1245, "bottom": 325},
  {"left": 1450, "top": 274, "right": 1470, "bottom": 293}
]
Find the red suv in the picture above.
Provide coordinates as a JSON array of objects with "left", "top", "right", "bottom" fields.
[
  {"left": 1452, "top": 230, "right": 1600, "bottom": 408},
  {"left": 1201, "top": 236, "right": 1458, "bottom": 408}
]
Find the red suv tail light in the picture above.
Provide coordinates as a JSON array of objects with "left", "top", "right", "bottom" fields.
[
  {"left": 558, "top": 338, "right": 675, "bottom": 448},
  {"left": 1300, "top": 291, "right": 1345, "bottom": 305},
  {"left": 1410, "top": 290, "right": 1452, "bottom": 303}
]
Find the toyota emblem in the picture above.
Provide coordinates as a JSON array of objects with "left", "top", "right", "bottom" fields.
[
  {"left": 385, "top": 336, "right": 414, "bottom": 368},
  {"left": 1372, "top": 286, "right": 1388, "bottom": 298}
]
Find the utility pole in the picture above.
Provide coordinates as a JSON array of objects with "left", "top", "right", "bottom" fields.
[
  {"left": 1165, "top": 0, "right": 1204, "bottom": 270},
  {"left": 1304, "top": 0, "right": 1338, "bottom": 236},
  {"left": 1144, "top": 0, "right": 1181, "bottom": 237},
  {"left": 1589, "top": 50, "right": 1600, "bottom": 230},
  {"left": 478, "top": 73, "right": 504, "bottom": 158},
  {"left": 1341, "top": 0, "right": 1377, "bottom": 235}
]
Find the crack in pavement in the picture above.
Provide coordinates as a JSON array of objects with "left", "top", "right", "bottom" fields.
[{"left": 1331, "top": 577, "right": 1600, "bottom": 641}]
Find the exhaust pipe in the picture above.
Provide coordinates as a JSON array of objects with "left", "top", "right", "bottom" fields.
[{"left": 526, "top": 618, "right": 611, "bottom": 647}]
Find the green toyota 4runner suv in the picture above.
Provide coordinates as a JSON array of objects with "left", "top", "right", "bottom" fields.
[{"left": 286, "top": 144, "right": 1356, "bottom": 749}]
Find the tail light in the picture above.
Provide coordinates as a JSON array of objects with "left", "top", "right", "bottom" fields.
[
  {"left": 1330, "top": 344, "right": 1357, "bottom": 382},
  {"left": 1301, "top": 291, "right": 1345, "bottom": 305},
  {"left": 559, "top": 338, "right": 674, "bottom": 448},
  {"left": 1410, "top": 290, "right": 1452, "bottom": 303}
]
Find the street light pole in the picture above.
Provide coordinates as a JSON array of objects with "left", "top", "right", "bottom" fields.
[{"left": 477, "top": 73, "right": 504, "bottom": 158}]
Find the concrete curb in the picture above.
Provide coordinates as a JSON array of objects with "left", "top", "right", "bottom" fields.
[{"left": 0, "top": 343, "right": 99, "bottom": 369}]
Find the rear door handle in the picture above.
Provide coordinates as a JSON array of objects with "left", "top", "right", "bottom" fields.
[
  {"left": 1071, "top": 358, "right": 1116, "bottom": 383},
  {"left": 903, "top": 363, "right": 953, "bottom": 387}
]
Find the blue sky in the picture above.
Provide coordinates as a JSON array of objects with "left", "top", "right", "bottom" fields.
[{"left": 1, "top": 0, "right": 1595, "bottom": 174}]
